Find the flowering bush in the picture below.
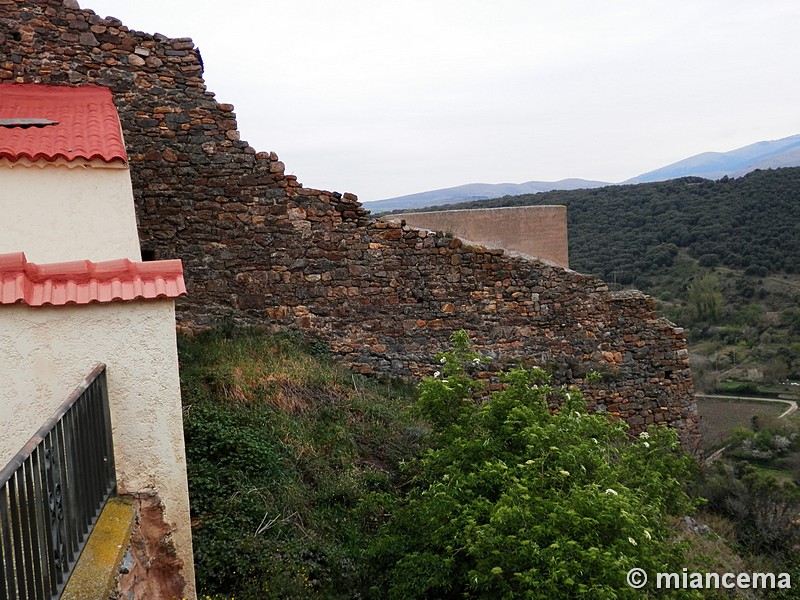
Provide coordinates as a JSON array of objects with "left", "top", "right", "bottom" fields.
[
  {"left": 366, "top": 331, "right": 699, "bottom": 599},
  {"left": 727, "top": 418, "right": 800, "bottom": 460}
]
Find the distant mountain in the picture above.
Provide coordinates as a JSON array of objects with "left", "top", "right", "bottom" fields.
[
  {"left": 364, "top": 179, "right": 610, "bottom": 214},
  {"left": 412, "top": 167, "right": 800, "bottom": 282},
  {"left": 365, "top": 134, "right": 800, "bottom": 213},
  {"left": 624, "top": 134, "right": 800, "bottom": 184}
]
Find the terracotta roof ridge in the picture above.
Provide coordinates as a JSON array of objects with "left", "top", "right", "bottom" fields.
[
  {"left": 0, "top": 252, "right": 27, "bottom": 272},
  {"left": 1, "top": 150, "right": 127, "bottom": 165},
  {"left": 0, "top": 252, "right": 186, "bottom": 307}
]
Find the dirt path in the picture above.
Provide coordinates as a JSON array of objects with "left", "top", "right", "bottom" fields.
[
  {"left": 696, "top": 393, "right": 797, "bottom": 419},
  {"left": 696, "top": 394, "right": 798, "bottom": 463}
]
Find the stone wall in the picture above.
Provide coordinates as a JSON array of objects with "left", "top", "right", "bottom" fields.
[
  {"left": 1, "top": 0, "right": 698, "bottom": 444},
  {"left": 387, "top": 205, "right": 570, "bottom": 268}
]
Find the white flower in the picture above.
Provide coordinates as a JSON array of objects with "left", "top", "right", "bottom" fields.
[
  {"left": 559, "top": 470, "right": 570, "bottom": 477},
  {"left": 433, "top": 371, "right": 441, "bottom": 378},
  {"left": 472, "top": 358, "right": 481, "bottom": 365},
  {"left": 628, "top": 537, "right": 637, "bottom": 546},
  {"left": 642, "top": 441, "right": 650, "bottom": 448},
  {"left": 440, "top": 357, "right": 447, "bottom": 364},
  {"left": 644, "top": 530, "right": 652, "bottom": 540},
  {"left": 773, "top": 435, "right": 791, "bottom": 451},
  {"left": 605, "top": 488, "right": 618, "bottom": 495},
  {"left": 639, "top": 431, "right": 650, "bottom": 440}
]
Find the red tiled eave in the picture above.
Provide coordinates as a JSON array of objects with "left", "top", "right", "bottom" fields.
[
  {"left": 0, "top": 252, "right": 186, "bottom": 307},
  {"left": 0, "top": 84, "right": 127, "bottom": 165}
]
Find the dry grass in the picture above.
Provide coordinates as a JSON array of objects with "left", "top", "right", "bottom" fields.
[
  {"left": 671, "top": 512, "right": 760, "bottom": 599},
  {"left": 179, "top": 328, "right": 422, "bottom": 599}
]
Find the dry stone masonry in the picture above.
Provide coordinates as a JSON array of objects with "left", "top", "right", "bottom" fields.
[{"left": 1, "top": 0, "right": 699, "bottom": 444}]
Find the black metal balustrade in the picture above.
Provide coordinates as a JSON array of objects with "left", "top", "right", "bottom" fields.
[{"left": 0, "top": 364, "right": 116, "bottom": 600}]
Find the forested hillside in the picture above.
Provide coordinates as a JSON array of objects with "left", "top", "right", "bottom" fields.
[
  {"left": 416, "top": 168, "right": 799, "bottom": 282},
  {"left": 396, "top": 167, "right": 800, "bottom": 388}
]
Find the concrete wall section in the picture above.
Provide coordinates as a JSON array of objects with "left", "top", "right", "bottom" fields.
[
  {"left": 0, "top": 164, "right": 141, "bottom": 263},
  {"left": 0, "top": 300, "right": 194, "bottom": 594},
  {"left": 389, "top": 205, "right": 570, "bottom": 268}
]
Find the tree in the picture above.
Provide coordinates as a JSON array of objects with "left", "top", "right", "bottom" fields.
[
  {"left": 687, "top": 273, "right": 723, "bottom": 323},
  {"left": 366, "top": 332, "right": 699, "bottom": 599}
]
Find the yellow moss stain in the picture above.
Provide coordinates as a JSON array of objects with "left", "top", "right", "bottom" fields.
[{"left": 62, "top": 496, "right": 135, "bottom": 600}]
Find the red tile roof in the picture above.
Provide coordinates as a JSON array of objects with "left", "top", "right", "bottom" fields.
[
  {"left": 0, "top": 84, "right": 127, "bottom": 165},
  {"left": 0, "top": 253, "right": 186, "bottom": 307}
]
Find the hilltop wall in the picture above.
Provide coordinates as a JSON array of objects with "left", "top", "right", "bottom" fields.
[
  {"left": 1, "top": 0, "right": 698, "bottom": 444},
  {"left": 387, "top": 205, "right": 570, "bottom": 268}
]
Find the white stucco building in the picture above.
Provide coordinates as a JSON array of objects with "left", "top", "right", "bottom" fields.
[{"left": 0, "top": 83, "right": 195, "bottom": 597}]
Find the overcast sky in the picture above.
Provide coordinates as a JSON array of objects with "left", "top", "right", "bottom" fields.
[{"left": 84, "top": 0, "right": 800, "bottom": 202}]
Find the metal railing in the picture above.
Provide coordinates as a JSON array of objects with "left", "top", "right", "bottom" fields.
[{"left": 0, "top": 364, "right": 116, "bottom": 600}]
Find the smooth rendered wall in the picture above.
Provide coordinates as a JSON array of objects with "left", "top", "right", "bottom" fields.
[
  {"left": 389, "top": 206, "right": 570, "bottom": 268},
  {"left": 0, "top": 163, "right": 142, "bottom": 263},
  {"left": 0, "top": 300, "right": 194, "bottom": 594}
]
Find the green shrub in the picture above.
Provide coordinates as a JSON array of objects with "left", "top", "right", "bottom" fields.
[{"left": 365, "top": 331, "right": 700, "bottom": 599}]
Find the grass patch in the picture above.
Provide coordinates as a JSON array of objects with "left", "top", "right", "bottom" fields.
[
  {"left": 746, "top": 463, "right": 798, "bottom": 487},
  {"left": 179, "top": 329, "right": 422, "bottom": 599}
]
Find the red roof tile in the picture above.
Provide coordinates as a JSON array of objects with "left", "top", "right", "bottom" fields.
[
  {"left": 0, "top": 84, "right": 127, "bottom": 165},
  {"left": 0, "top": 252, "right": 186, "bottom": 307}
]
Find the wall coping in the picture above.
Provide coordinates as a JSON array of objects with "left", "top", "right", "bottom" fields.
[{"left": 62, "top": 496, "right": 135, "bottom": 600}]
